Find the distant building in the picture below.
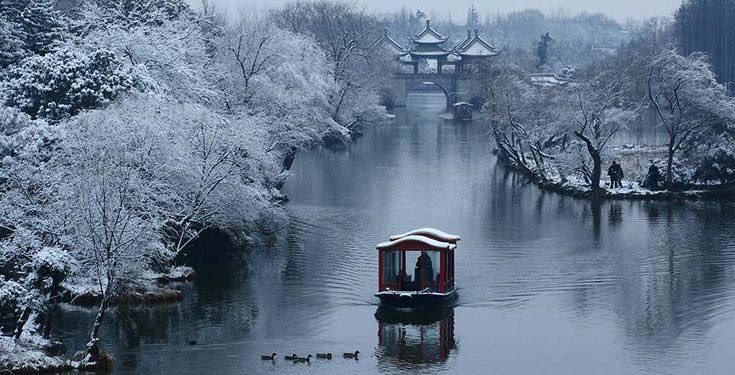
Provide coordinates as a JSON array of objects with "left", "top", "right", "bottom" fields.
[
  {"left": 528, "top": 73, "right": 573, "bottom": 87},
  {"left": 371, "top": 28, "right": 408, "bottom": 56},
  {"left": 374, "top": 20, "right": 501, "bottom": 75}
]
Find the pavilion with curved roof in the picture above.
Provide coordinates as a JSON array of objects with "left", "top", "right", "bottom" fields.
[{"left": 373, "top": 20, "right": 501, "bottom": 74}]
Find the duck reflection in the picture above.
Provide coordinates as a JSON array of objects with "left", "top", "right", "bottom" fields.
[{"left": 375, "top": 306, "right": 456, "bottom": 365}]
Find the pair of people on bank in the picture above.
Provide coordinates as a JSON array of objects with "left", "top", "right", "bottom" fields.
[{"left": 608, "top": 161, "right": 624, "bottom": 188}]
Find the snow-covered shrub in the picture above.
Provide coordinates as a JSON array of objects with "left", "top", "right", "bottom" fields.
[
  {"left": 3, "top": 48, "right": 137, "bottom": 122},
  {"left": 31, "top": 247, "right": 76, "bottom": 279},
  {"left": 693, "top": 141, "right": 735, "bottom": 184},
  {"left": 0, "top": 276, "right": 26, "bottom": 316}
]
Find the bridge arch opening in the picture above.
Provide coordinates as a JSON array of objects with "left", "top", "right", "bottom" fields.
[{"left": 407, "top": 82, "right": 450, "bottom": 112}]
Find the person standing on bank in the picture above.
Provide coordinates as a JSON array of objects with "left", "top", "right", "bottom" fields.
[
  {"left": 608, "top": 161, "right": 624, "bottom": 188},
  {"left": 613, "top": 161, "right": 624, "bottom": 188},
  {"left": 608, "top": 161, "right": 618, "bottom": 188}
]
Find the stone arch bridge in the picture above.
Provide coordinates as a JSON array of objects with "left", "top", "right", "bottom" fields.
[{"left": 380, "top": 73, "right": 486, "bottom": 110}]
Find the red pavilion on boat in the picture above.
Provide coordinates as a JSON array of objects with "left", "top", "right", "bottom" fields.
[{"left": 375, "top": 228, "right": 459, "bottom": 307}]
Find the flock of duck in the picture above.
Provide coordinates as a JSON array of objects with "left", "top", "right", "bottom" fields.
[{"left": 261, "top": 351, "right": 360, "bottom": 363}]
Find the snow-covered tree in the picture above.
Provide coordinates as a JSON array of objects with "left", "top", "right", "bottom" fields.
[
  {"left": 466, "top": 5, "right": 480, "bottom": 28},
  {"left": 3, "top": 48, "right": 137, "bottom": 121},
  {"left": 75, "top": 0, "right": 189, "bottom": 31},
  {"left": 75, "top": 0, "right": 231, "bottom": 106},
  {"left": 485, "top": 63, "right": 569, "bottom": 180},
  {"left": 569, "top": 65, "right": 637, "bottom": 193},
  {"left": 0, "top": 17, "right": 26, "bottom": 69},
  {"left": 271, "top": 1, "right": 388, "bottom": 139},
  {"left": 19, "top": 0, "right": 67, "bottom": 55},
  {"left": 647, "top": 47, "right": 735, "bottom": 187}
]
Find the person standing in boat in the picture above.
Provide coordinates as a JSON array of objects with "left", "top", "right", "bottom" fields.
[{"left": 415, "top": 251, "right": 434, "bottom": 290}]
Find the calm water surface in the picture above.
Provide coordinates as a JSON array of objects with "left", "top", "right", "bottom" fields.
[{"left": 54, "top": 94, "right": 735, "bottom": 374}]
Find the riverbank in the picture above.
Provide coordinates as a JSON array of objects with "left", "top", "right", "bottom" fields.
[
  {"left": 0, "top": 335, "right": 111, "bottom": 374},
  {"left": 1, "top": 268, "right": 196, "bottom": 373},
  {"left": 537, "top": 176, "right": 735, "bottom": 200},
  {"left": 496, "top": 152, "right": 735, "bottom": 201},
  {"left": 58, "top": 266, "right": 196, "bottom": 307}
]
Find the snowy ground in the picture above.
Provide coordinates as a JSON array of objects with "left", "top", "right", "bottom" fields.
[{"left": 0, "top": 334, "right": 64, "bottom": 372}]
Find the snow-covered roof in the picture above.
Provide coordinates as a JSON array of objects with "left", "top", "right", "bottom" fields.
[
  {"left": 410, "top": 20, "right": 449, "bottom": 45},
  {"left": 446, "top": 53, "right": 462, "bottom": 62},
  {"left": 389, "top": 228, "right": 461, "bottom": 242},
  {"left": 455, "top": 29, "right": 473, "bottom": 51},
  {"left": 529, "top": 73, "right": 573, "bottom": 87},
  {"left": 398, "top": 53, "right": 416, "bottom": 63},
  {"left": 377, "top": 235, "right": 457, "bottom": 251},
  {"left": 452, "top": 102, "right": 472, "bottom": 107},
  {"left": 455, "top": 29, "right": 500, "bottom": 57},
  {"left": 371, "top": 28, "right": 406, "bottom": 53}
]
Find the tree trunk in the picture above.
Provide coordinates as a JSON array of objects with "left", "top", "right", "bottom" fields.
[
  {"left": 281, "top": 147, "right": 297, "bottom": 172},
  {"left": 575, "top": 131, "right": 602, "bottom": 195},
  {"left": 591, "top": 151, "right": 602, "bottom": 194},
  {"left": 42, "top": 275, "right": 63, "bottom": 338},
  {"left": 666, "top": 143, "right": 675, "bottom": 189},
  {"left": 86, "top": 285, "right": 112, "bottom": 363},
  {"left": 13, "top": 306, "right": 32, "bottom": 339}
]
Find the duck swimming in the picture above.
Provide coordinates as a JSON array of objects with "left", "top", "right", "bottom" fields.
[
  {"left": 316, "top": 353, "right": 332, "bottom": 359},
  {"left": 260, "top": 353, "right": 276, "bottom": 361},
  {"left": 343, "top": 350, "right": 360, "bottom": 359},
  {"left": 296, "top": 354, "right": 312, "bottom": 363}
]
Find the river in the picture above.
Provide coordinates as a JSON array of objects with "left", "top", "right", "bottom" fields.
[{"left": 52, "top": 94, "right": 735, "bottom": 374}]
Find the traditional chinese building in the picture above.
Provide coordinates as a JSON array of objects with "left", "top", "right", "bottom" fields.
[{"left": 374, "top": 20, "right": 501, "bottom": 75}]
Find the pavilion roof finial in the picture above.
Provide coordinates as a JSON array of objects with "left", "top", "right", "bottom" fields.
[
  {"left": 474, "top": 28, "right": 479, "bottom": 37},
  {"left": 426, "top": 19, "right": 431, "bottom": 27},
  {"left": 383, "top": 27, "right": 388, "bottom": 36}
]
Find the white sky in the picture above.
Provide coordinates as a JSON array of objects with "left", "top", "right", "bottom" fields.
[{"left": 200, "top": 0, "right": 682, "bottom": 22}]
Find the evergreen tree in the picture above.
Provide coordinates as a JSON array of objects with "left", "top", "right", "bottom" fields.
[
  {"left": 0, "top": 17, "right": 27, "bottom": 69},
  {"left": 466, "top": 5, "right": 479, "bottom": 28},
  {"left": 536, "top": 32, "right": 553, "bottom": 70},
  {"left": 20, "top": 0, "right": 66, "bottom": 55},
  {"left": 0, "top": 0, "right": 28, "bottom": 21}
]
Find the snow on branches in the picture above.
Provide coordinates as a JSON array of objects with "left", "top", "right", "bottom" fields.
[{"left": 3, "top": 48, "right": 137, "bottom": 122}]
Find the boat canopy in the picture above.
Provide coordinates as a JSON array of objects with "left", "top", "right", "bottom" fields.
[
  {"left": 377, "top": 235, "right": 456, "bottom": 252},
  {"left": 389, "top": 228, "right": 461, "bottom": 243}
]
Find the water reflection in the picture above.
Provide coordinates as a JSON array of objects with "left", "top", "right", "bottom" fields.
[
  {"left": 375, "top": 307, "right": 456, "bottom": 367},
  {"left": 48, "top": 95, "right": 735, "bottom": 375}
]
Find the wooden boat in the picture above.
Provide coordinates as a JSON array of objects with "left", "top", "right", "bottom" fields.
[{"left": 375, "top": 228, "right": 459, "bottom": 308}]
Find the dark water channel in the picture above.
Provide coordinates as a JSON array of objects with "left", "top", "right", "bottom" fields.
[{"left": 53, "top": 94, "right": 735, "bottom": 374}]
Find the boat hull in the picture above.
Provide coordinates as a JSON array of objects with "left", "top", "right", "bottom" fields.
[{"left": 375, "top": 289, "right": 457, "bottom": 308}]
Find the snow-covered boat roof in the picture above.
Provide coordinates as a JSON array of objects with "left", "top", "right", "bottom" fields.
[
  {"left": 389, "top": 228, "right": 461, "bottom": 242},
  {"left": 453, "top": 102, "right": 472, "bottom": 107},
  {"left": 377, "top": 235, "right": 457, "bottom": 251}
]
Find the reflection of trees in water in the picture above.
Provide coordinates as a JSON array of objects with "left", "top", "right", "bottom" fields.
[
  {"left": 376, "top": 307, "right": 457, "bottom": 368},
  {"left": 604, "top": 203, "right": 735, "bottom": 363},
  {"left": 51, "top": 236, "right": 258, "bottom": 372},
  {"left": 485, "top": 166, "right": 735, "bottom": 363},
  {"left": 608, "top": 201, "right": 623, "bottom": 227}
]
